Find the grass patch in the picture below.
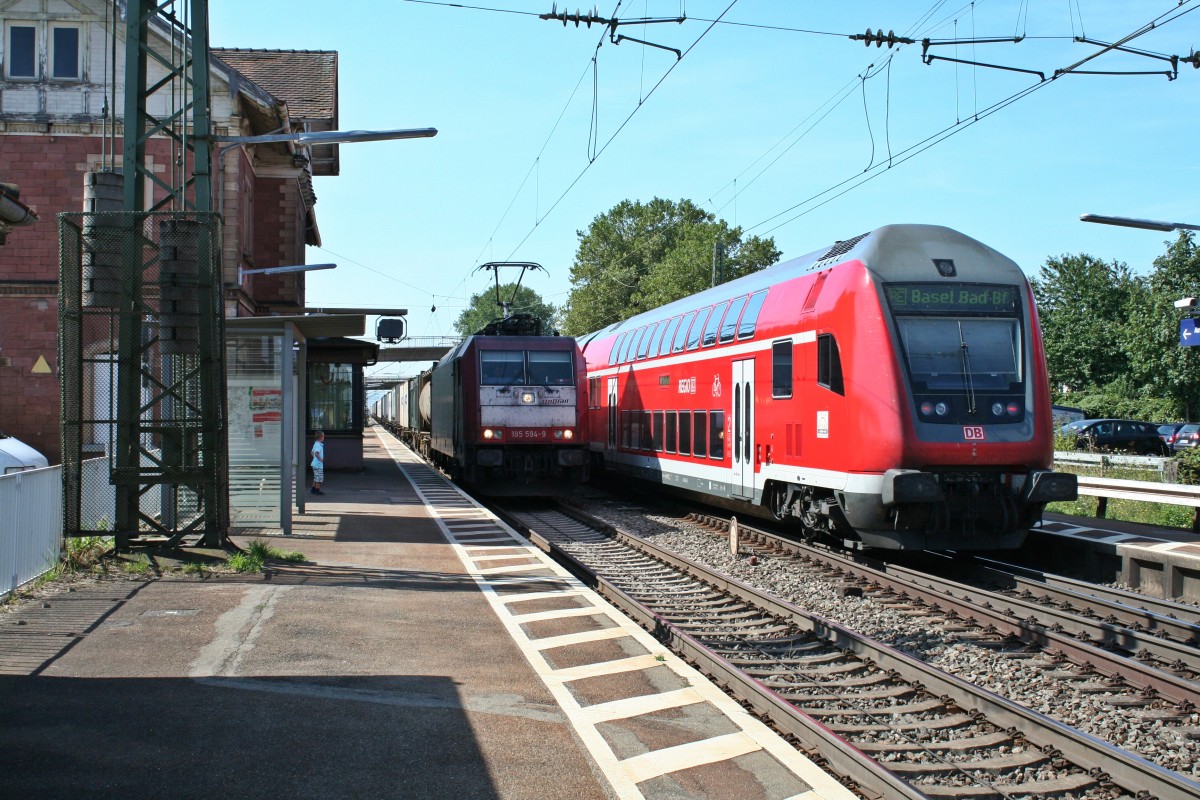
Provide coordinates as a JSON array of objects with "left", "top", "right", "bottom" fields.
[
  {"left": 122, "top": 553, "right": 154, "bottom": 576},
  {"left": 227, "top": 539, "right": 307, "bottom": 573}
]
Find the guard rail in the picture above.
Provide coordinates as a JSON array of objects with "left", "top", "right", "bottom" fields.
[{"left": 1073, "top": 475, "right": 1200, "bottom": 531}]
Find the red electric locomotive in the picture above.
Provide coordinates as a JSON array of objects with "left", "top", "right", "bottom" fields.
[
  {"left": 428, "top": 313, "right": 590, "bottom": 494},
  {"left": 579, "top": 224, "right": 1076, "bottom": 550}
]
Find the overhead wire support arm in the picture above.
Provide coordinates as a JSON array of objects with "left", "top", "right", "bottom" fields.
[
  {"left": 918, "top": 35, "right": 1044, "bottom": 82},
  {"left": 539, "top": 4, "right": 685, "bottom": 58},
  {"left": 1057, "top": 37, "right": 1180, "bottom": 80}
]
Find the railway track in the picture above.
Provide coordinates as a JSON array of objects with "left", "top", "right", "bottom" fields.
[{"left": 499, "top": 502, "right": 1200, "bottom": 800}]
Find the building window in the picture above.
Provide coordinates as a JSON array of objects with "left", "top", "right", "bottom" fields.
[
  {"left": 51, "top": 25, "right": 79, "bottom": 79},
  {"left": 772, "top": 340, "right": 792, "bottom": 398},
  {"left": 7, "top": 24, "right": 36, "bottom": 79},
  {"left": 308, "top": 363, "right": 354, "bottom": 432}
]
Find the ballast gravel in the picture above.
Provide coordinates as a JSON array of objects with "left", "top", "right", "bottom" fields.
[{"left": 578, "top": 497, "right": 1200, "bottom": 780}]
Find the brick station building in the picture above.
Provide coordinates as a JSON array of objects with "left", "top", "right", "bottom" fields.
[{"left": 0, "top": 0, "right": 338, "bottom": 463}]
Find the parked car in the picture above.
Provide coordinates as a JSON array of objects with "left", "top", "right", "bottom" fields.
[
  {"left": 1158, "top": 422, "right": 1190, "bottom": 449},
  {"left": 1060, "top": 419, "right": 1169, "bottom": 455},
  {"left": 1171, "top": 423, "right": 1200, "bottom": 454},
  {"left": 0, "top": 429, "right": 49, "bottom": 474}
]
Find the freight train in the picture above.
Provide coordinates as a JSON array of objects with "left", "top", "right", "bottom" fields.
[
  {"left": 577, "top": 224, "right": 1077, "bottom": 550},
  {"left": 374, "top": 313, "right": 589, "bottom": 494}
]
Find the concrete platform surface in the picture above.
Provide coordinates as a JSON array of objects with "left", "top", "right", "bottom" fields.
[{"left": 0, "top": 429, "right": 852, "bottom": 800}]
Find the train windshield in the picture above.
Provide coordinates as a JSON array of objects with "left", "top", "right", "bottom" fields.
[
  {"left": 894, "top": 317, "right": 1022, "bottom": 391},
  {"left": 528, "top": 351, "right": 574, "bottom": 385},
  {"left": 480, "top": 350, "right": 574, "bottom": 386}
]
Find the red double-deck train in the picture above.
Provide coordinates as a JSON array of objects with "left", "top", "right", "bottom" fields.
[{"left": 578, "top": 224, "right": 1076, "bottom": 550}]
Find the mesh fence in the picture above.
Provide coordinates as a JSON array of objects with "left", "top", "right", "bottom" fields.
[{"left": 59, "top": 211, "right": 229, "bottom": 546}]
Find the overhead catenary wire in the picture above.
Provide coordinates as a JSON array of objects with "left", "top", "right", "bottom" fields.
[{"left": 745, "top": 0, "right": 1199, "bottom": 239}]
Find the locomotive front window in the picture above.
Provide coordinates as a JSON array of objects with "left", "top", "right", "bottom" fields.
[
  {"left": 528, "top": 351, "right": 574, "bottom": 385},
  {"left": 895, "top": 317, "right": 1022, "bottom": 391},
  {"left": 480, "top": 351, "right": 526, "bottom": 386}
]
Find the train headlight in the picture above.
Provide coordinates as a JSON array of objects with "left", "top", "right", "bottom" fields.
[
  {"left": 519, "top": 391, "right": 536, "bottom": 405},
  {"left": 553, "top": 430, "right": 563, "bottom": 439},
  {"left": 991, "top": 402, "right": 1005, "bottom": 417},
  {"left": 934, "top": 402, "right": 949, "bottom": 416},
  {"left": 563, "top": 429, "right": 574, "bottom": 440},
  {"left": 483, "top": 428, "right": 495, "bottom": 440}
]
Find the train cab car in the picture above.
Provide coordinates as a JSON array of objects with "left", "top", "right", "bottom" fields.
[
  {"left": 429, "top": 321, "right": 589, "bottom": 493},
  {"left": 579, "top": 224, "right": 1076, "bottom": 551}
]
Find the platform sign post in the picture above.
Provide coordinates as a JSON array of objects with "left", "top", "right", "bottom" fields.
[{"left": 1180, "top": 318, "right": 1200, "bottom": 346}]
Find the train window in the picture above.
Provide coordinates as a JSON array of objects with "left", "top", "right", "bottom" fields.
[
  {"left": 666, "top": 411, "right": 677, "bottom": 453},
  {"left": 480, "top": 351, "right": 525, "bottom": 386},
  {"left": 528, "top": 351, "right": 573, "bottom": 385},
  {"left": 894, "top": 317, "right": 1022, "bottom": 391},
  {"left": 678, "top": 411, "right": 691, "bottom": 455},
  {"left": 702, "top": 301, "right": 728, "bottom": 347},
  {"left": 772, "top": 340, "right": 793, "bottom": 398},
  {"left": 647, "top": 323, "right": 667, "bottom": 358},
  {"left": 608, "top": 332, "right": 628, "bottom": 366},
  {"left": 624, "top": 329, "right": 641, "bottom": 363},
  {"left": 652, "top": 411, "right": 664, "bottom": 452},
  {"left": 659, "top": 317, "right": 680, "bottom": 356},
  {"left": 692, "top": 411, "right": 707, "bottom": 458},
  {"left": 709, "top": 411, "right": 725, "bottom": 459},
  {"left": 817, "top": 334, "right": 845, "bottom": 395},
  {"left": 640, "top": 410, "right": 653, "bottom": 450},
  {"left": 719, "top": 296, "right": 747, "bottom": 344},
  {"left": 673, "top": 311, "right": 696, "bottom": 353},
  {"left": 739, "top": 290, "right": 768, "bottom": 339},
  {"left": 687, "top": 308, "right": 710, "bottom": 350},
  {"left": 637, "top": 324, "right": 658, "bottom": 359}
]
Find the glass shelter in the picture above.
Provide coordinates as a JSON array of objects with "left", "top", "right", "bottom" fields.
[{"left": 225, "top": 315, "right": 365, "bottom": 534}]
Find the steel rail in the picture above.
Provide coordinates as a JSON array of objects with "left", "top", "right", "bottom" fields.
[
  {"left": 688, "top": 513, "right": 1200, "bottom": 708},
  {"left": 519, "top": 505, "right": 1200, "bottom": 800},
  {"left": 970, "top": 554, "right": 1200, "bottom": 626}
]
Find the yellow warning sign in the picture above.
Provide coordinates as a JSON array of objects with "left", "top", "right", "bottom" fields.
[{"left": 32, "top": 355, "right": 51, "bottom": 374}]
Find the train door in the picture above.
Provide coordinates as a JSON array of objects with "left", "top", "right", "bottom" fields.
[
  {"left": 606, "top": 377, "right": 618, "bottom": 452},
  {"left": 732, "top": 358, "right": 755, "bottom": 499}
]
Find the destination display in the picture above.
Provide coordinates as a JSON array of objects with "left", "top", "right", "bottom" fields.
[{"left": 885, "top": 283, "right": 1019, "bottom": 314}]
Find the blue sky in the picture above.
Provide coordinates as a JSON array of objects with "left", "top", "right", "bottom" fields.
[{"left": 211, "top": 1, "right": 1200, "bottom": 378}]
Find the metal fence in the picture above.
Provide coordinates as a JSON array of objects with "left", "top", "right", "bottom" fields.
[{"left": 1, "top": 458, "right": 113, "bottom": 596}]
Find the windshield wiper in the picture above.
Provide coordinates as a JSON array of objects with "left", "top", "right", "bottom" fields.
[{"left": 958, "top": 322, "right": 977, "bottom": 414}]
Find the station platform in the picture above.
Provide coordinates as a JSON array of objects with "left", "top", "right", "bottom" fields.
[{"left": 0, "top": 426, "right": 854, "bottom": 800}]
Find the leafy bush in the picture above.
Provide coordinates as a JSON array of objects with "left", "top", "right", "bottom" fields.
[{"left": 1173, "top": 448, "right": 1200, "bottom": 485}]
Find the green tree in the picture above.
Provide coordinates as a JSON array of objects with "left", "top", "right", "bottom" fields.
[
  {"left": 1120, "top": 232, "right": 1200, "bottom": 419},
  {"left": 454, "top": 283, "right": 558, "bottom": 336},
  {"left": 1030, "top": 253, "right": 1136, "bottom": 394},
  {"left": 561, "top": 198, "right": 779, "bottom": 335}
]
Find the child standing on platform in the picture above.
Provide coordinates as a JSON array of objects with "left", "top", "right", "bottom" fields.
[{"left": 310, "top": 431, "right": 325, "bottom": 495}]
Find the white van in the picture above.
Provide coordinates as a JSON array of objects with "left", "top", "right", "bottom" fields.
[{"left": 0, "top": 430, "right": 49, "bottom": 474}]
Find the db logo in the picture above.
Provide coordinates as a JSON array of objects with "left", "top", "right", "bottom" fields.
[{"left": 963, "top": 426, "right": 986, "bottom": 441}]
